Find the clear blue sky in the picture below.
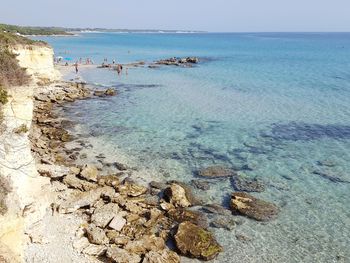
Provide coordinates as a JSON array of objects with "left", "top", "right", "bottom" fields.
[{"left": 1, "top": 0, "right": 350, "bottom": 32}]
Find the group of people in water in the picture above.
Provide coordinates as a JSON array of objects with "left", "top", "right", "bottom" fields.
[{"left": 70, "top": 57, "right": 128, "bottom": 76}]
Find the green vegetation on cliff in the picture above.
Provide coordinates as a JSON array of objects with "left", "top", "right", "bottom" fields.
[
  {"left": 0, "top": 23, "right": 71, "bottom": 36},
  {"left": 0, "top": 31, "right": 37, "bottom": 87}
]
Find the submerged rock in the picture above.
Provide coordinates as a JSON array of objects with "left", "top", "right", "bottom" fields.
[
  {"left": 231, "top": 174, "right": 265, "bottom": 192},
  {"left": 93, "top": 88, "right": 116, "bottom": 97},
  {"left": 230, "top": 192, "right": 279, "bottom": 221},
  {"left": 312, "top": 169, "right": 350, "bottom": 183},
  {"left": 201, "top": 204, "right": 231, "bottom": 216},
  {"left": 174, "top": 221, "right": 222, "bottom": 260},
  {"left": 191, "top": 179, "right": 210, "bottom": 190},
  {"left": 198, "top": 166, "right": 236, "bottom": 178},
  {"left": 210, "top": 216, "right": 236, "bottom": 231}
]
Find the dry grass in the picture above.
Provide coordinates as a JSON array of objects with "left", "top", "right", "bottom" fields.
[{"left": 0, "top": 176, "right": 11, "bottom": 215}]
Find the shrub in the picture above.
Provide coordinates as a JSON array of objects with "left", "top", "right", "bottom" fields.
[
  {"left": 0, "top": 86, "right": 8, "bottom": 104},
  {"left": 13, "top": 124, "right": 28, "bottom": 134},
  {"left": 0, "top": 176, "right": 11, "bottom": 215},
  {"left": 0, "top": 48, "right": 30, "bottom": 87}
]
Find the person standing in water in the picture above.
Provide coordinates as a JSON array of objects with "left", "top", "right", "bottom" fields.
[
  {"left": 75, "top": 62, "right": 79, "bottom": 74},
  {"left": 116, "top": 64, "right": 121, "bottom": 75}
]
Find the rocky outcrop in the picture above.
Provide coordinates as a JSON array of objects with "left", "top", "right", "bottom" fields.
[
  {"left": 153, "top": 57, "right": 199, "bottom": 67},
  {"left": 174, "top": 221, "right": 223, "bottom": 260},
  {"left": 230, "top": 192, "right": 279, "bottom": 221}
]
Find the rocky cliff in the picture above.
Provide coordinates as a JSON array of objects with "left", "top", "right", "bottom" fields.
[
  {"left": 10, "top": 44, "right": 61, "bottom": 81},
  {"left": 0, "top": 43, "right": 59, "bottom": 262}
]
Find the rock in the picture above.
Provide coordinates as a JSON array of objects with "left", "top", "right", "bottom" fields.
[
  {"left": 106, "top": 247, "right": 141, "bottom": 263},
  {"left": 191, "top": 179, "right": 210, "bottom": 190},
  {"left": 236, "top": 234, "right": 252, "bottom": 242},
  {"left": 82, "top": 244, "right": 107, "bottom": 256},
  {"left": 312, "top": 169, "right": 350, "bottom": 183},
  {"left": 186, "top": 57, "right": 199, "bottom": 63},
  {"left": 163, "top": 184, "right": 191, "bottom": 208},
  {"left": 91, "top": 203, "right": 120, "bottom": 228},
  {"left": 167, "top": 208, "right": 208, "bottom": 228},
  {"left": 72, "top": 237, "right": 90, "bottom": 253},
  {"left": 230, "top": 192, "right": 279, "bottom": 221},
  {"left": 105, "top": 88, "right": 116, "bottom": 96},
  {"left": 174, "top": 221, "right": 222, "bottom": 260},
  {"left": 80, "top": 164, "right": 98, "bottom": 182},
  {"left": 70, "top": 166, "right": 81, "bottom": 175},
  {"left": 59, "top": 187, "right": 112, "bottom": 213},
  {"left": 114, "top": 162, "right": 128, "bottom": 171},
  {"left": 169, "top": 181, "right": 201, "bottom": 205},
  {"left": 159, "top": 201, "right": 175, "bottom": 211},
  {"left": 109, "top": 213, "right": 127, "bottom": 231},
  {"left": 143, "top": 249, "right": 180, "bottom": 263},
  {"left": 63, "top": 174, "right": 97, "bottom": 191},
  {"left": 37, "top": 164, "right": 70, "bottom": 179},
  {"left": 118, "top": 182, "right": 147, "bottom": 197},
  {"left": 201, "top": 204, "right": 231, "bottom": 216},
  {"left": 85, "top": 224, "right": 109, "bottom": 245},
  {"left": 98, "top": 174, "right": 120, "bottom": 188},
  {"left": 198, "top": 166, "right": 236, "bottom": 178},
  {"left": 149, "top": 181, "right": 167, "bottom": 189},
  {"left": 93, "top": 90, "right": 105, "bottom": 97},
  {"left": 125, "top": 235, "right": 165, "bottom": 254},
  {"left": 210, "top": 216, "right": 236, "bottom": 230},
  {"left": 231, "top": 175, "right": 265, "bottom": 192}
]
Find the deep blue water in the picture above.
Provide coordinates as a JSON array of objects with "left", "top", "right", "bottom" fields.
[{"left": 35, "top": 33, "right": 350, "bottom": 262}]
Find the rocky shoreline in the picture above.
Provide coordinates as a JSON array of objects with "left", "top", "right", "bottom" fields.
[{"left": 26, "top": 78, "right": 280, "bottom": 262}]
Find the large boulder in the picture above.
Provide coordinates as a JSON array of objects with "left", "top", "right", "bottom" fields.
[
  {"left": 174, "top": 221, "right": 222, "bottom": 260},
  {"left": 198, "top": 166, "right": 236, "bottom": 178},
  {"left": 230, "top": 192, "right": 279, "bottom": 221},
  {"left": 163, "top": 184, "right": 191, "bottom": 208}
]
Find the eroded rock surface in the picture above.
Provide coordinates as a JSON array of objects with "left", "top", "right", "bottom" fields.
[{"left": 230, "top": 192, "right": 279, "bottom": 221}]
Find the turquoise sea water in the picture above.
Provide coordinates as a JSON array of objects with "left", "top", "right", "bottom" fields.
[{"left": 36, "top": 33, "right": 350, "bottom": 262}]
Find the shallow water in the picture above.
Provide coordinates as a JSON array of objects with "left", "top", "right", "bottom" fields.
[{"left": 36, "top": 33, "right": 350, "bottom": 262}]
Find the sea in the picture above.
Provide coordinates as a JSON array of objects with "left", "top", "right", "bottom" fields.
[{"left": 33, "top": 32, "right": 350, "bottom": 262}]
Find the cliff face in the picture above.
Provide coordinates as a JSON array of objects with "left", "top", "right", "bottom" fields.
[
  {"left": 10, "top": 44, "right": 61, "bottom": 81},
  {"left": 0, "top": 43, "right": 59, "bottom": 262}
]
